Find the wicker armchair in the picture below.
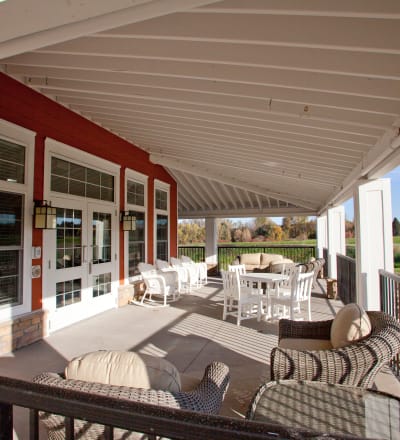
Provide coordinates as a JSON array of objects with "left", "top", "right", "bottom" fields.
[
  {"left": 270, "top": 311, "right": 400, "bottom": 388},
  {"left": 33, "top": 361, "right": 230, "bottom": 439}
]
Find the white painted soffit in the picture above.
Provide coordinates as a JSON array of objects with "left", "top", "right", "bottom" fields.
[{"left": 0, "top": 0, "right": 219, "bottom": 58}]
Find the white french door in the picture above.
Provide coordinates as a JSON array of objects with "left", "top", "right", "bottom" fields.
[{"left": 43, "top": 198, "right": 117, "bottom": 332}]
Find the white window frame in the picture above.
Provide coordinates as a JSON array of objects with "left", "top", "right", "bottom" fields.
[
  {"left": 124, "top": 169, "right": 148, "bottom": 284},
  {"left": 0, "top": 119, "right": 35, "bottom": 321},
  {"left": 154, "top": 180, "right": 170, "bottom": 263}
]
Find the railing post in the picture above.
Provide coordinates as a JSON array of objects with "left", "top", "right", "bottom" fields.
[
  {"left": 29, "top": 408, "right": 39, "bottom": 440},
  {"left": 0, "top": 402, "right": 13, "bottom": 440}
]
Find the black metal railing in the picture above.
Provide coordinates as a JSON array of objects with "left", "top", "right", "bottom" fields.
[
  {"left": 0, "top": 375, "right": 327, "bottom": 440},
  {"left": 336, "top": 253, "right": 356, "bottom": 304},
  {"left": 178, "top": 246, "right": 205, "bottom": 263},
  {"left": 217, "top": 245, "right": 316, "bottom": 273},
  {"left": 380, "top": 269, "right": 400, "bottom": 376}
]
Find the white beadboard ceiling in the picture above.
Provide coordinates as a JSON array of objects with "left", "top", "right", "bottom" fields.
[{"left": 1, "top": 0, "right": 400, "bottom": 218}]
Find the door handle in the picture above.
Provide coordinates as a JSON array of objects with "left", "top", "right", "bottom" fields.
[
  {"left": 82, "top": 245, "right": 87, "bottom": 263},
  {"left": 89, "top": 261, "right": 92, "bottom": 275}
]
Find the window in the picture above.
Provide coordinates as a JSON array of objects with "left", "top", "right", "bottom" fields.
[
  {"left": 154, "top": 183, "right": 169, "bottom": 261},
  {"left": 127, "top": 180, "right": 145, "bottom": 206},
  {"left": 0, "top": 192, "right": 23, "bottom": 306},
  {"left": 155, "top": 189, "right": 168, "bottom": 210},
  {"left": 128, "top": 211, "right": 145, "bottom": 276},
  {"left": 56, "top": 208, "right": 82, "bottom": 269},
  {"left": 0, "top": 120, "right": 33, "bottom": 317},
  {"left": 51, "top": 157, "right": 114, "bottom": 202},
  {"left": 156, "top": 214, "right": 168, "bottom": 261},
  {"left": 125, "top": 172, "right": 147, "bottom": 280},
  {"left": 0, "top": 138, "right": 25, "bottom": 184}
]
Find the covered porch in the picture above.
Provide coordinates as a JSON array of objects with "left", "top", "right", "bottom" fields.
[{"left": 1, "top": 278, "right": 399, "bottom": 439}]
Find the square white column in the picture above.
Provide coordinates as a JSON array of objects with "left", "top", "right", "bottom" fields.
[
  {"left": 327, "top": 206, "right": 346, "bottom": 279},
  {"left": 317, "top": 214, "right": 327, "bottom": 259},
  {"left": 205, "top": 218, "right": 218, "bottom": 264},
  {"left": 354, "top": 179, "right": 393, "bottom": 310}
]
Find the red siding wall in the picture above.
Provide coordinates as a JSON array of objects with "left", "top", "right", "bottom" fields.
[{"left": 0, "top": 73, "right": 177, "bottom": 309}]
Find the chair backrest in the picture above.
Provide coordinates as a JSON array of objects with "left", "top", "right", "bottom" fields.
[
  {"left": 181, "top": 255, "right": 194, "bottom": 264},
  {"left": 228, "top": 264, "right": 246, "bottom": 275},
  {"left": 221, "top": 270, "right": 240, "bottom": 300},
  {"left": 280, "top": 265, "right": 300, "bottom": 289},
  {"left": 291, "top": 271, "right": 314, "bottom": 302},
  {"left": 156, "top": 259, "right": 170, "bottom": 270},
  {"left": 170, "top": 257, "right": 182, "bottom": 267},
  {"left": 138, "top": 262, "right": 156, "bottom": 274}
]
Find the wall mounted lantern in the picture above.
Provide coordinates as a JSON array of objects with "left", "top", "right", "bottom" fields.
[
  {"left": 34, "top": 200, "right": 57, "bottom": 229},
  {"left": 121, "top": 211, "right": 136, "bottom": 231}
]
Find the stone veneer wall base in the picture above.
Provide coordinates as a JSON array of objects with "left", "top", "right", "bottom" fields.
[{"left": 0, "top": 309, "right": 48, "bottom": 356}]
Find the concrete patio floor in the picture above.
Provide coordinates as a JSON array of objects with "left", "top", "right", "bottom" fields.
[{"left": 1, "top": 276, "right": 399, "bottom": 439}]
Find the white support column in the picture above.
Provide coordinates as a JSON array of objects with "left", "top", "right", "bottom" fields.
[
  {"left": 327, "top": 206, "right": 346, "bottom": 279},
  {"left": 354, "top": 179, "right": 393, "bottom": 310},
  {"left": 205, "top": 218, "right": 218, "bottom": 265},
  {"left": 316, "top": 214, "right": 328, "bottom": 259}
]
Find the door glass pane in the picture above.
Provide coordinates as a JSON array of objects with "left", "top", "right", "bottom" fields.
[
  {"left": 93, "top": 272, "right": 111, "bottom": 297},
  {"left": 56, "top": 278, "right": 81, "bottom": 308},
  {"left": 0, "top": 192, "right": 23, "bottom": 306},
  {"left": 56, "top": 208, "right": 82, "bottom": 269},
  {"left": 92, "top": 212, "right": 112, "bottom": 264},
  {"left": 128, "top": 211, "right": 145, "bottom": 276}
]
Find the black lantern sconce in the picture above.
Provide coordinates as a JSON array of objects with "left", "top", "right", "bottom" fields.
[
  {"left": 120, "top": 211, "right": 136, "bottom": 231},
  {"left": 34, "top": 200, "right": 57, "bottom": 229}
]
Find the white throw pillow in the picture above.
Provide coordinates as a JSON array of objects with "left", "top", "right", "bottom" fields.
[
  {"left": 65, "top": 350, "right": 181, "bottom": 392},
  {"left": 330, "top": 303, "right": 372, "bottom": 349}
]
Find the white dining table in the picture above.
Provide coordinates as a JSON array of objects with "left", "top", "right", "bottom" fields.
[{"left": 240, "top": 272, "right": 289, "bottom": 320}]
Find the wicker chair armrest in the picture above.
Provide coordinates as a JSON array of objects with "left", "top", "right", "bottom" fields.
[
  {"left": 33, "top": 361, "right": 229, "bottom": 415},
  {"left": 278, "top": 318, "right": 332, "bottom": 342},
  {"left": 271, "top": 335, "right": 395, "bottom": 389}
]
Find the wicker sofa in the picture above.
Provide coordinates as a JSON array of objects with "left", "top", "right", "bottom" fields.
[
  {"left": 33, "top": 356, "right": 230, "bottom": 439},
  {"left": 270, "top": 310, "right": 400, "bottom": 388}
]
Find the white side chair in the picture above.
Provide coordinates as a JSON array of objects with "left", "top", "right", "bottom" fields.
[
  {"left": 270, "top": 271, "right": 314, "bottom": 320},
  {"left": 181, "top": 255, "right": 208, "bottom": 286},
  {"left": 170, "top": 257, "right": 191, "bottom": 293},
  {"left": 137, "top": 262, "right": 179, "bottom": 307},
  {"left": 221, "top": 270, "right": 262, "bottom": 326},
  {"left": 228, "top": 264, "right": 248, "bottom": 287}
]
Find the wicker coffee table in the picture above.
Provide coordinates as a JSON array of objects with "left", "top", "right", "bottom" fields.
[{"left": 247, "top": 380, "right": 400, "bottom": 439}]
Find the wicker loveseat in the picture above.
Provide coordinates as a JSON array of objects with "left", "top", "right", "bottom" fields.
[
  {"left": 270, "top": 310, "right": 400, "bottom": 388},
  {"left": 33, "top": 356, "right": 230, "bottom": 439}
]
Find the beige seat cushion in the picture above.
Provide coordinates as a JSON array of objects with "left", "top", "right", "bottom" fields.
[
  {"left": 279, "top": 338, "right": 333, "bottom": 350},
  {"left": 240, "top": 253, "right": 261, "bottom": 265},
  {"left": 260, "top": 253, "right": 283, "bottom": 266},
  {"left": 330, "top": 303, "right": 372, "bottom": 349},
  {"left": 65, "top": 350, "right": 181, "bottom": 392},
  {"left": 269, "top": 259, "right": 295, "bottom": 273}
]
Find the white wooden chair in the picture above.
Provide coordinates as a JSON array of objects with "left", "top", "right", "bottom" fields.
[
  {"left": 221, "top": 270, "right": 262, "bottom": 326},
  {"left": 170, "top": 257, "right": 194, "bottom": 293},
  {"left": 270, "top": 271, "right": 314, "bottom": 320},
  {"left": 181, "top": 255, "right": 208, "bottom": 286},
  {"left": 228, "top": 264, "right": 248, "bottom": 287},
  {"left": 137, "top": 262, "right": 179, "bottom": 307}
]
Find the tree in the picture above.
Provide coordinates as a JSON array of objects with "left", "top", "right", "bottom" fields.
[
  {"left": 393, "top": 217, "right": 400, "bottom": 236},
  {"left": 218, "top": 219, "right": 233, "bottom": 242}
]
